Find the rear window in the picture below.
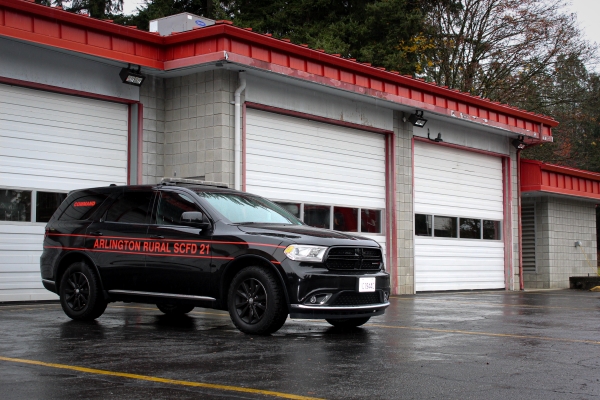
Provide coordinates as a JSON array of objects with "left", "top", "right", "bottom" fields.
[{"left": 59, "top": 193, "right": 108, "bottom": 222}]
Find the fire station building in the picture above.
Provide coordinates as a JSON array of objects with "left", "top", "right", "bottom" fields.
[{"left": 0, "top": 0, "right": 596, "bottom": 302}]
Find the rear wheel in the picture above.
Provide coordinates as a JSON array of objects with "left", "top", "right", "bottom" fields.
[
  {"left": 326, "top": 317, "right": 371, "bottom": 328},
  {"left": 59, "top": 262, "right": 107, "bottom": 321},
  {"left": 156, "top": 303, "right": 195, "bottom": 315},
  {"left": 228, "top": 266, "right": 287, "bottom": 335}
]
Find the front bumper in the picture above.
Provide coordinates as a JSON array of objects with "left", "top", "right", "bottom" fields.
[{"left": 290, "top": 301, "right": 390, "bottom": 319}]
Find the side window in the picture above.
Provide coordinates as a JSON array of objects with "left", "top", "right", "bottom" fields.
[
  {"left": 59, "top": 193, "right": 108, "bottom": 222},
  {"left": 155, "top": 191, "right": 199, "bottom": 226},
  {"left": 105, "top": 191, "right": 153, "bottom": 224}
]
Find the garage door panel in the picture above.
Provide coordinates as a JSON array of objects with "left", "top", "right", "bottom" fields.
[
  {"left": 248, "top": 113, "right": 382, "bottom": 150},
  {"left": 0, "top": 118, "right": 128, "bottom": 145},
  {"left": 414, "top": 167, "right": 502, "bottom": 189},
  {"left": 2, "top": 128, "right": 127, "bottom": 154},
  {"left": 0, "top": 106, "right": 126, "bottom": 134},
  {"left": 0, "top": 141, "right": 126, "bottom": 166},
  {"left": 247, "top": 156, "right": 386, "bottom": 185},
  {"left": 247, "top": 141, "right": 385, "bottom": 171},
  {"left": 0, "top": 84, "right": 128, "bottom": 302},
  {"left": 247, "top": 128, "right": 384, "bottom": 159},
  {"left": 414, "top": 141, "right": 505, "bottom": 291}
]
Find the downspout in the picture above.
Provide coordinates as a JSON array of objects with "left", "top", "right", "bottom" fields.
[
  {"left": 517, "top": 149, "right": 524, "bottom": 290},
  {"left": 234, "top": 71, "right": 247, "bottom": 191}
]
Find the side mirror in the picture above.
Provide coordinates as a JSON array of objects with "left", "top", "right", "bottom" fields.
[{"left": 180, "top": 211, "right": 211, "bottom": 229}]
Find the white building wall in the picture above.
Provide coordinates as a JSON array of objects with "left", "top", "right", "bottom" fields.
[
  {"left": 413, "top": 118, "right": 510, "bottom": 155},
  {"left": 0, "top": 36, "right": 138, "bottom": 101},
  {"left": 244, "top": 74, "right": 393, "bottom": 131}
]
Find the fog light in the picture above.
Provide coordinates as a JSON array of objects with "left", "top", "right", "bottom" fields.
[{"left": 305, "top": 293, "right": 332, "bottom": 305}]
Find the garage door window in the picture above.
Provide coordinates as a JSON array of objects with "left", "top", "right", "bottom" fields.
[
  {"left": 334, "top": 207, "right": 358, "bottom": 232},
  {"left": 361, "top": 209, "right": 382, "bottom": 233},
  {"left": 459, "top": 218, "right": 481, "bottom": 239},
  {"left": 434, "top": 216, "right": 458, "bottom": 238},
  {"left": 416, "top": 214, "right": 501, "bottom": 240},
  {"left": 0, "top": 189, "right": 31, "bottom": 222},
  {"left": 36, "top": 192, "right": 68, "bottom": 223},
  {"left": 276, "top": 202, "right": 383, "bottom": 234}
]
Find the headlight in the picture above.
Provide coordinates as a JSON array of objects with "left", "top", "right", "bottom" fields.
[{"left": 284, "top": 245, "right": 328, "bottom": 262}]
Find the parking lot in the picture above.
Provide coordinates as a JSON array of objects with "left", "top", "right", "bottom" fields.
[{"left": 1, "top": 290, "right": 599, "bottom": 400}]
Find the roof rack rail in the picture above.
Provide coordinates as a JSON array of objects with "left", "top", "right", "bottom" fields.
[{"left": 160, "top": 177, "right": 229, "bottom": 188}]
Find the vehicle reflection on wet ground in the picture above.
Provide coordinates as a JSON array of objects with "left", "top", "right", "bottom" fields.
[{"left": 1, "top": 290, "right": 599, "bottom": 399}]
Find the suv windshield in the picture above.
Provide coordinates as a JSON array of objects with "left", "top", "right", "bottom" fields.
[{"left": 195, "top": 191, "right": 302, "bottom": 225}]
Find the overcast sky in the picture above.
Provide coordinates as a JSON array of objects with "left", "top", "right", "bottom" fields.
[{"left": 122, "top": 0, "right": 600, "bottom": 69}]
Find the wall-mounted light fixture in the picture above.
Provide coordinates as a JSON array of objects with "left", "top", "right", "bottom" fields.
[
  {"left": 119, "top": 64, "right": 146, "bottom": 87},
  {"left": 512, "top": 135, "right": 526, "bottom": 150},
  {"left": 427, "top": 128, "right": 443, "bottom": 142},
  {"left": 405, "top": 110, "right": 427, "bottom": 127}
]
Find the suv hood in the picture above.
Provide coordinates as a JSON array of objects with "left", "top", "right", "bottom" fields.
[{"left": 237, "top": 224, "right": 380, "bottom": 247}]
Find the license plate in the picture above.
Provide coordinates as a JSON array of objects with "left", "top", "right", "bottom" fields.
[{"left": 358, "top": 277, "right": 376, "bottom": 292}]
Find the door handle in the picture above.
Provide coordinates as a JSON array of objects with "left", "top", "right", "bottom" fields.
[
  {"left": 90, "top": 231, "right": 103, "bottom": 236},
  {"left": 150, "top": 235, "right": 165, "bottom": 239}
]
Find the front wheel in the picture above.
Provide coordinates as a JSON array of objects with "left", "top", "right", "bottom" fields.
[
  {"left": 156, "top": 303, "right": 195, "bottom": 315},
  {"left": 59, "top": 262, "right": 107, "bottom": 321},
  {"left": 228, "top": 266, "right": 288, "bottom": 335},
  {"left": 326, "top": 317, "right": 371, "bottom": 328}
]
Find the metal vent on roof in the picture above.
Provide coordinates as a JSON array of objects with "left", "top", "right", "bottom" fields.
[
  {"left": 522, "top": 203, "right": 536, "bottom": 273},
  {"left": 149, "top": 13, "right": 215, "bottom": 36}
]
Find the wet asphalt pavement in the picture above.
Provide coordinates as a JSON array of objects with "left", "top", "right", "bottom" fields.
[{"left": 1, "top": 290, "right": 599, "bottom": 400}]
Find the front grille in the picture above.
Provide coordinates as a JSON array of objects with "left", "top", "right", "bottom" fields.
[
  {"left": 325, "top": 247, "right": 382, "bottom": 271},
  {"left": 331, "top": 292, "right": 382, "bottom": 306}
]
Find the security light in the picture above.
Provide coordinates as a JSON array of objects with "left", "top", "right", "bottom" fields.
[
  {"left": 119, "top": 65, "right": 145, "bottom": 86},
  {"left": 512, "top": 136, "right": 526, "bottom": 150},
  {"left": 407, "top": 110, "right": 427, "bottom": 127}
]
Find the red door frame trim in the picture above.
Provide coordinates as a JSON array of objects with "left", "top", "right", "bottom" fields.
[
  {"left": 412, "top": 137, "right": 514, "bottom": 291},
  {"left": 244, "top": 102, "right": 397, "bottom": 280},
  {"left": 0, "top": 75, "right": 143, "bottom": 185}
]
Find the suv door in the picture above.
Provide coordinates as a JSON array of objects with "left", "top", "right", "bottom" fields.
[
  {"left": 144, "top": 188, "right": 213, "bottom": 296},
  {"left": 84, "top": 188, "right": 155, "bottom": 291}
]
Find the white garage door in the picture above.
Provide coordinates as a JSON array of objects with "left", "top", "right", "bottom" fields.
[
  {"left": 414, "top": 141, "right": 505, "bottom": 291},
  {"left": 245, "top": 109, "right": 387, "bottom": 251},
  {"left": 0, "top": 84, "right": 128, "bottom": 302}
]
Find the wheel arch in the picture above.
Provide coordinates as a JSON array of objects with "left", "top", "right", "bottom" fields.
[
  {"left": 219, "top": 255, "right": 290, "bottom": 311},
  {"left": 55, "top": 251, "right": 104, "bottom": 294}
]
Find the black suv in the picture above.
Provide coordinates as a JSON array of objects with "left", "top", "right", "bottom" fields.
[{"left": 40, "top": 179, "right": 390, "bottom": 334}]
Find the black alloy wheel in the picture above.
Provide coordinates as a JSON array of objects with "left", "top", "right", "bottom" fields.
[
  {"left": 59, "top": 262, "right": 107, "bottom": 321},
  {"left": 234, "top": 278, "right": 267, "bottom": 325},
  {"left": 64, "top": 271, "right": 90, "bottom": 311},
  {"left": 227, "top": 266, "right": 288, "bottom": 335}
]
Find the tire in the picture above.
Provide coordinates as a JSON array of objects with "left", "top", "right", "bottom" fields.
[
  {"left": 228, "top": 266, "right": 288, "bottom": 335},
  {"left": 326, "top": 317, "right": 371, "bottom": 328},
  {"left": 156, "top": 303, "right": 195, "bottom": 315},
  {"left": 59, "top": 262, "right": 107, "bottom": 321}
]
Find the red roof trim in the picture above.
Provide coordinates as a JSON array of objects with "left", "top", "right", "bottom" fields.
[
  {"left": 0, "top": 0, "right": 558, "bottom": 138},
  {"left": 521, "top": 159, "right": 600, "bottom": 200}
]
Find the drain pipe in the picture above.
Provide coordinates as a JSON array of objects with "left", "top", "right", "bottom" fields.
[
  {"left": 234, "top": 71, "right": 246, "bottom": 191},
  {"left": 517, "top": 148, "right": 524, "bottom": 290}
]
